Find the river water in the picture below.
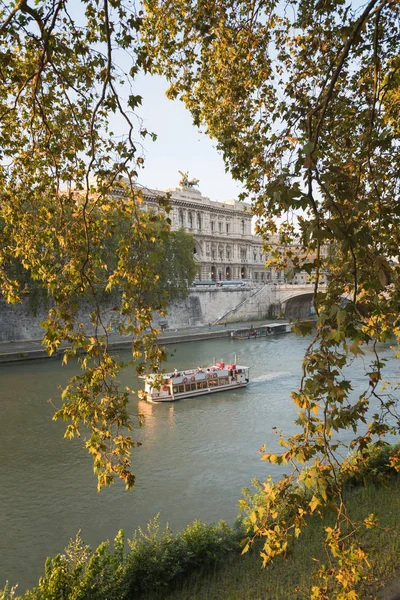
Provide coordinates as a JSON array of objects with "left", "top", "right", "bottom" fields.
[{"left": 0, "top": 334, "right": 398, "bottom": 592}]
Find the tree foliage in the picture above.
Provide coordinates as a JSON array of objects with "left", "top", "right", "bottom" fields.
[
  {"left": 0, "top": 0, "right": 197, "bottom": 491},
  {"left": 142, "top": 0, "right": 400, "bottom": 596}
]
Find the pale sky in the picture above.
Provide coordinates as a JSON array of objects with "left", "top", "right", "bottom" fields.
[
  {"left": 66, "top": 0, "right": 244, "bottom": 203},
  {"left": 131, "top": 74, "right": 244, "bottom": 203}
]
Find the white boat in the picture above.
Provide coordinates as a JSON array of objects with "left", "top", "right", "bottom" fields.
[{"left": 140, "top": 361, "right": 250, "bottom": 402}]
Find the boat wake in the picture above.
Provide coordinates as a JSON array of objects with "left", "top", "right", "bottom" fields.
[{"left": 251, "top": 371, "right": 292, "bottom": 382}]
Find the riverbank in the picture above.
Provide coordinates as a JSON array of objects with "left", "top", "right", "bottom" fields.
[
  {"left": 3, "top": 475, "right": 399, "bottom": 599},
  {"left": 0, "top": 319, "right": 291, "bottom": 363},
  {"left": 161, "top": 476, "right": 400, "bottom": 600}
]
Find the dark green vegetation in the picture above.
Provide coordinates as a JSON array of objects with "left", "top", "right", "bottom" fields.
[{"left": 2, "top": 450, "right": 399, "bottom": 600}]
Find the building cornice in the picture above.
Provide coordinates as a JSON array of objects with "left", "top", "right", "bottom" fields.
[
  {"left": 141, "top": 189, "right": 250, "bottom": 218},
  {"left": 190, "top": 232, "right": 265, "bottom": 246}
]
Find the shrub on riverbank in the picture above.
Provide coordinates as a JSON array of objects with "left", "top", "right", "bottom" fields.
[
  {"left": 0, "top": 518, "right": 243, "bottom": 600},
  {"left": 342, "top": 442, "right": 400, "bottom": 488}
]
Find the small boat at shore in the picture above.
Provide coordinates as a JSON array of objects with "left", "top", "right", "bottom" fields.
[
  {"left": 230, "top": 323, "right": 291, "bottom": 339},
  {"left": 140, "top": 361, "right": 250, "bottom": 402}
]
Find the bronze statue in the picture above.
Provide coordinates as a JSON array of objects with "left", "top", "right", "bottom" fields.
[{"left": 178, "top": 170, "right": 199, "bottom": 188}]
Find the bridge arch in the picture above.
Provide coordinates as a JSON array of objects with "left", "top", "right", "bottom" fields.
[
  {"left": 282, "top": 293, "right": 315, "bottom": 318},
  {"left": 277, "top": 285, "right": 327, "bottom": 319}
]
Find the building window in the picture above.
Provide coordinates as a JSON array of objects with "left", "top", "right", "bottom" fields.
[
  {"left": 241, "top": 220, "right": 245, "bottom": 235},
  {"left": 197, "top": 213, "right": 202, "bottom": 230},
  {"left": 261, "top": 273, "right": 265, "bottom": 282},
  {"left": 188, "top": 212, "right": 193, "bottom": 229},
  {"left": 212, "top": 250, "right": 215, "bottom": 260},
  {"left": 211, "top": 221, "right": 215, "bottom": 232},
  {"left": 179, "top": 210, "right": 184, "bottom": 227},
  {"left": 253, "top": 253, "right": 257, "bottom": 261},
  {"left": 219, "top": 222, "right": 222, "bottom": 233},
  {"left": 226, "top": 223, "right": 230, "bottom": 234},
  {"left": 226, "top": 249, "right": 230, "bottom": 259}
]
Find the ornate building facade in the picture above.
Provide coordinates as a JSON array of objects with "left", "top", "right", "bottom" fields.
[{"left": 141, "top": 181, "right": 280, "bottom": 283}]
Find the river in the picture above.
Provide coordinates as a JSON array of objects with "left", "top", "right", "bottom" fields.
[{"left": 0, "top": 334, "right": 398, "bottom": 592}]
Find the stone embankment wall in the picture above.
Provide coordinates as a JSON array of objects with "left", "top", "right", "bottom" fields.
[
  {"left": 215, "top": 285, "right": 281, "bottom": 323},
  {"left": 0, "top": 297, "right": 119, "bottom": 343},
  {"left": 0, "top": 289, "right": 255, "bottom": 342},
  {"left": 0, "top": 298, "right": 47, "bottom": 342},
  {"left": 0, "top": 285, "right": 314, "bottom": 342},
  {"left": 161, "top": 288, "right": 254, "bottom": 328}
]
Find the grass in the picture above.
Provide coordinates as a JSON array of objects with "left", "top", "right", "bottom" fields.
[{"left": 157, "top": 476, "right": 400, "bottom": 600}]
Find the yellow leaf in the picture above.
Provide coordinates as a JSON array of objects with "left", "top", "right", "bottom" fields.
[
  {"left": 309, "top": 495, "right": 320, "bottom": 513},
  {"left": 249, "top": 511, "right": 257, "bottom": 524},
  {"left": 241, "top": 542, "right": 250, "bottom": 555}
]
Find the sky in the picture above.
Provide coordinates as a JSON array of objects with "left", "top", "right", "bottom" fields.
[
  {"left": 62, "top": 0, "right": 244, "bottom": 204},
  {"left": 131, "top": 74, "right": 244, "bottom": 203}
]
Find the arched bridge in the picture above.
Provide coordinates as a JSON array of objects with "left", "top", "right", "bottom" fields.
[
  {"left": 209, "top": 282, "right": 327, "bottom": 324},
  {"left": 276, "top": 284, "right": 327, "bottom": 318}
]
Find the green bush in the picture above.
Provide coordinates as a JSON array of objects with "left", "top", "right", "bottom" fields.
[
  {"left": 122, "top": 516, "right": 242, "bottom": 598},
  {"left": 342, "top": 442, "right": 400, "bottom": 488},
  {"left": 0, "top": 582, "right": 18, "bottom": 600},
  {"left": 4, "top": 517, "right": 243, "bottom": 600},
  {"left": 22, "top": 531, "right": 124, "bottom": 600}
]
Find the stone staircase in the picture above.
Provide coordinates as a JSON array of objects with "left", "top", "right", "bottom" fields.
[{"left": 212, "top": 284, "right": 270, "bottom": 324}]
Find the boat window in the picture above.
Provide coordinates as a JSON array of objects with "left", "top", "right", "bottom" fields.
[
  {"left": 197, "top": 381, "right": 207, "bottom": 389},
  {"left": 185, "top": 384, "right": 191, "bottom": 392},
  {"left": 179, "top": 385, "right": 185, "bottom": 393},
  {"left": 219, "top": 377, "right": 229, "bottom": 385},
  {"left": 173, "top": 386, "right": 178, "bottom": 394},
  {"left": 191, "top": 383, "right": 196, "bottom": 390}
]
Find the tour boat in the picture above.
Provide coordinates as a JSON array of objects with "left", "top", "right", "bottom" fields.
[{"left": 140, "top": 361, "right": 250, "bottom": 402}]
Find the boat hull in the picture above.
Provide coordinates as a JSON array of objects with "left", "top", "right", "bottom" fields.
[{"left": 146, "top": 381, "right": 248, "bottom": 403}]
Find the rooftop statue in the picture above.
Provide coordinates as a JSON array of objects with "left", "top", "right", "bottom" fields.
[{"left": 178, "top": 171, "right": 200, "bottom": 188}]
